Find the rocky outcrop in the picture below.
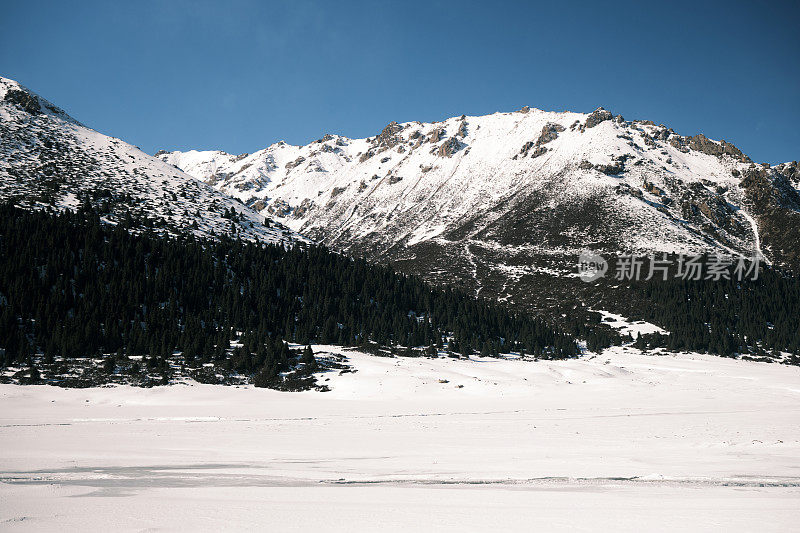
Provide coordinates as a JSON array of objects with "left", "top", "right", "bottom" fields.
[
  {"left": 285, "top": 156, "right": 306, "bottom": 170},
  {"left": 595, "top": 162, "right": 625, "bottom": 175},
  {"left": 268, "top": 199, "right": 292, "bottom": 217},
  {"left": 428, "top": 127, "right": 445, "bottom": 143},
  {"left": 456, "top": 120, "right": 468, "bottom": 138},
  {"left": 585, "top": 107, "right": 613, "bottom": 128},
  {"left": 578, "top": 155, "right": 627, "bottom": 175},
  {"left": 293, "top": 198, "right": 313, "bottom": 218},
  {"left": 741, "top": 166, "right": 800, "bottom": 211},
  {"left": 643, "top": 181, "right": 665, "bottom": 196},
  {"left": 375, "top": 121, "right": 403, "bottom": 149},
  {"left": 530, "top": 146, "right": 548, "bottom": 158},
  {"left": 739, "top": 166, "right": 800, "bottom": 267},
  {"left": 537, "top": 122, "right": 565, "bottom": 145},
  {"left": 437, "top": 137, "right": 462, "bottom": 157},
  {"left": 517, "top": 141, "right": 535, "bottom": 158},
  {"left": 669, "top": 133, "right": 751, "bottom": 162},
  {"left": 4, "top": 89, "right": 40, "bottom": 114},
  {"left": 518, "top": 122, "right": 565, "bottom": 158},
  {"left": 688, "top": 134, "right": 750, "bottom": 162},
  {"left": 775, "top": 161, "right": 800, "bottom": 188}
]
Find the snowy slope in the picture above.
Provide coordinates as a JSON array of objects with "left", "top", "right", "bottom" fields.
[
  {"left": 0, "top": 76, "right": 303, "bottom": 245},
  {"left": 160, "top": 106, "right": 800, "bottom": 310},
  {"left": 159, "top": 108, "right": 774, "bottom": 255},
  {"left": 2, "top": 345, "right": 799, "bottom": 531}
]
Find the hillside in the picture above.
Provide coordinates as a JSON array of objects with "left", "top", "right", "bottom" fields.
[
  {"left": 160, "top": 107, "right": 800, "bottom": 313},
  {"left": 0, "top": 76, "right": 301, "bottom": 245}
]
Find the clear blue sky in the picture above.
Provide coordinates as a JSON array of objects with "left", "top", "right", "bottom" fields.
[{"left": 2, "top": 0, "right": 798, "bottom": 163}]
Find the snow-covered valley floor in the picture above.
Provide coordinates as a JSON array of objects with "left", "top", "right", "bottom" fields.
[{"left": 1, "top": 346, "right": 799, "bottom": 531}]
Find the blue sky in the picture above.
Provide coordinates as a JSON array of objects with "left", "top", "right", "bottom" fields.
[{"left": 1, "top": 0, "right": 798, "bottom": 163}]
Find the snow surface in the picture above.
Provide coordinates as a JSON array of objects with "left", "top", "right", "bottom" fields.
[
  {"left": 593, "top": 309, "right": 669, "bottom": 336},
  {"left": 2, "top": 346, "right": 799, "bottom": 531}
]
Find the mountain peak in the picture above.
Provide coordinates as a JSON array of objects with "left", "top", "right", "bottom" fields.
[
  {"left": 158, "top": 102, "right": 800, "bottom": 281},
  {"left": 0, "top": 76, "right": 78, "bottom": 124}
]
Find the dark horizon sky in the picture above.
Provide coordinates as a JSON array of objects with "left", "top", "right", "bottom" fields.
[{"left": 2, "top": 0, "right": 798, "bottom": 163}]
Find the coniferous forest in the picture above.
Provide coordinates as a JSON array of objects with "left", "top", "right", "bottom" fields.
[
  {"left": 0, "top": 203, "right": 578, "bottom": 387},
  {"left": 590, "top": 256, "right": 800, "bottom": 361},
  {"left": 2, "top": 202, "right": 799, "bottom": 389},
  {"left": 625, "top": 270, "right": 800, "bottom": 359}
]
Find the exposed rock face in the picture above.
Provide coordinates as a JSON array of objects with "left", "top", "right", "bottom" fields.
[
  {"left": 437, "top": 137, "right": 462, "bottom": 157},
  {"left": 585, "top": 107, "right": 613, "bottom": 128},
  {"left": 668, "top": 133, "right": 751, "bottom": 163},
  {"left": 375, "top": 121, "right": 403, "bottom": 149},
  {"left": 428, "top": 127, "right": 445, "bottom": 143},
  {"left": 268, "top": 199, "right": 292, "bottom": 217},
  {"left": 456, "top": 120, "right": 468, "bottom": 138},
  {"left": 518, "top": 141, "right": 535, "bottom": 158},
  {"left": 775, "top": 161, "right": 800, "bottom": 188},
  {"left": 537, "top": 122, "right": 565, "bottom": 145},
  {"left": 285, "top": 156, "right": 306, "bottom": 170},
  {"left": 530, "top": 146, "right": 548, "bottom": 158},
  {"left": 293, "top": 198, "right": 313, "bottom": 218},
  {"left": 688, "top": 134, "right": 751, "bottom": 162},
  {"left": 739, "top": 165, "right": 800, "bottom": 266},
  {"left": 519, "top": 123, "right": 565, "bottom": 158},
  {"left": 643, "top": 181, "right": 665, "bottom": 196},
  {"left": 594, "top": 162, "right": 625, "bottom": 175},
  {"left": 578, "top": 157, "right": 625, "bottom": 175},
  {"left": 4, "top": 88, "right": 41, "bottom": 114}
]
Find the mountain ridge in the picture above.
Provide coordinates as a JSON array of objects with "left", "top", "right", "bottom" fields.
[
  {"left": 157, "top": 103, "right": 800, "bottom": 313},
  {"left": 0, "top": 76, "right": 303, "bottom": 246}
]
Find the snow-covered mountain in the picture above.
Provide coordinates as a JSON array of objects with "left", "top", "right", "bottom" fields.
[
  {"left": 159, "top": 106, "right": 799, "bottom": 310},
  {"left": 0, "top": 76, "right": 302, "bottom": 245}
]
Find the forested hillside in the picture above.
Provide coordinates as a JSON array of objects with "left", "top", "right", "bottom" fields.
[
  {"left": 585, "top": 256, "right": 800, "bottom": 362},
  {"left": 0, "top": 203, "right": 579, "bottom": 387}
]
